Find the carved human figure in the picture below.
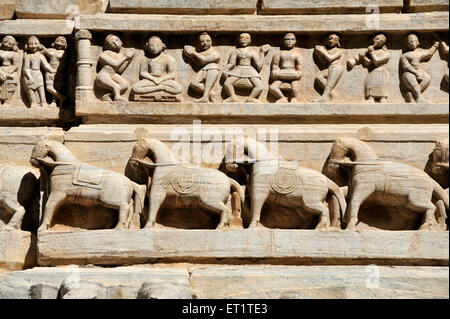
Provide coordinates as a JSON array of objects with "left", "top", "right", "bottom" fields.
[
  {"left": 0, "top": 162, "right": 39, "bottom": 231},
  {"left": 269, "top": 33, "right": 302, "bottom": 103},
  {"left": 42, "top": 36, "right": 68, "bottom": 106},
  {"left": 440, "top": 41, "right": 449, "bottom": 87},
  {"left": 328, "top": 137, "right": 449, "bottom": 231},
  {"left": 23, "top": 36, "right": 56, "bottom": 108},
  {"left": 314, "top": 33, "right": 344, "bottom": 102},
  {"left": 400, "top": 34, "right": 439, "bottom": 103},
  {"left": 95, "top": 34, "right": 135, "bottom": 101},
  {"left": 348, "top": 34, "right": 391, "bottom": 103},
  {"left": 0, "top": 36, "right": 19, "bottom": 106},
  {"left": 222, "top": 33, "right": 270, "bottom": 103},
  {"left": 184, "top": 32, "right": 220, "bottom": 102},
  {"left": 131, "top": 36, "right": 182, "bottom": 102}
]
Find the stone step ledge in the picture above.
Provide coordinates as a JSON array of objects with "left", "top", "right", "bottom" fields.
[
  {"left": 77, "top": 12, "right": 449, "bottom": 32},
  {"left": 37, "top": 229, "right": 449, "bottom": 267}
]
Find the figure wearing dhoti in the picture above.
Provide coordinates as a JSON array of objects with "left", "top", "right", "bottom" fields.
[{"left": 0, "top": 36, "right": 19, "bottom": 106}]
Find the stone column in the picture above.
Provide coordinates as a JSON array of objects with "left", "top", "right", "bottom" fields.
[{"left": 75, "top": 29, "right": 94, "bottom": 103}]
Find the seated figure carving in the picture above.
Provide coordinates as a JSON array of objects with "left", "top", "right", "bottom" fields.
[
  {"left": 0, "top": 36, "right": 19, "bottom": 106},
  {"left": 400, "top": 33, "right": 439, "bottom": 103},
  {"left": 184, "top": 32, "right": 221, "bottom": 103},
  {"left": 269, "top": 33, "right": 302, "bottom": 103},
  {"left": 95, "top": 34, "right": 135, "bottom": 102},
  {"left": 131, "top": 36, "right": 182, "bottom": 102},
  {"left": 222, "top": 33, "right": 270, "bottom": 103},
  {"left": 328, "top": 137, "right": 449, "bottom": 231}
]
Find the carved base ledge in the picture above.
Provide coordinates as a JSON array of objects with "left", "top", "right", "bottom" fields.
[
  {"left": 0, "top": 107, "right": 64, "bottom": 126},
  {"left": 78, "top": 12, "right": 449, "bottom": 32},
  {"left": 76, "top": 102, "right": 449, "bottom": 124},
  {"left": 0, "top": 20, "right": 74, "bottom": 36},
  {"left": 37, "top": 229, "right": 449, "bottom": 267},
  {"left": 1, "top": 265, "right": 448, "bottom": 298},
  {"left": 0, "top": 231, "right": 36, "bottom": 271}
]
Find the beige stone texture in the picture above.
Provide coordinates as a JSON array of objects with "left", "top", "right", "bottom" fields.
[
  {"left": 0, "top": 20, "right": 74, "bottom": 35},
  {"left": 15, "top": 0, "right": 108, "bottom": 19},
  {"left": 37, "top": 229, "right": 449, "bottom": 266},
  {"left": 109, "top": 0, "right": 258, "bottom": 14},
  {"left": 406, "top": 0, "right": 449, "bottom": 12},
  {"left": 260, "top": 0, "right": 404, "bottom": 14},
  {"left": 0, "top": 0, "right": 15, "bottom": 20},
  {"left": 78, "top": 12, "right": 449, "bottom": 32},
  {"left": 190, "top": 265, "right": 449, "bottom": 299},
  {"left": 0, "top": 230, "right": 36, "bottom": 270}
]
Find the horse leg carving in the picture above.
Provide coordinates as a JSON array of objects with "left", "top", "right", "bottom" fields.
[
  {"left": 115, "top": 202, "right": 131, "bottom": 229},
  {"left": 345, "top": 184, "right": 373, "bottom": 230},
  {"left": 2, "top": 198, "right": 26, "bottom": 231},
  {"left": 304, "top": 201, "right": 331, "bottom": 230},
  {"left": 39, "top": 191, "right": 67, "bottom": 231},
  {"left": 329, "top": 195, "right": 341, "bottom": 229},
  {"left": 248, "top": 189, "right": 269, "bottom": 229},
  {"left": 145, "top": 185, "right": 166, "bottom": 229},
  {"left": 202, "top": 201, "right": 230, "bottom": 229}
]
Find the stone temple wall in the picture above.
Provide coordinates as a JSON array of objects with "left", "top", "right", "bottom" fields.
[{"left": 0, "top": 0, "right": 448, "bottom": 299}]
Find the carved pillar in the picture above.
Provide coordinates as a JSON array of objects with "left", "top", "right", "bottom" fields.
[{"left": 75, "top": 30, "right": 94, "bottom": 102}]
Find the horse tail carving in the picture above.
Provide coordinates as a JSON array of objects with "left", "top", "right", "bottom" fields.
[
  {"left": 126, "top": 182, "right": 147, "bottom": 228},
  {"left": 432, "top": 179, "right": 449, "bottom": 224},
  {"left": 229, "top": 177, "right": 246, "bottom": 212},
  {"left": 327, "top": 178, "right": 347, "bottom": 220}
]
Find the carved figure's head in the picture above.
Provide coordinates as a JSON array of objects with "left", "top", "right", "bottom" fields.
[
  {"left": 104, "top": 34, "right": 122, "bottom": 52},
  {"left": 25, "top": 36, "right": 42, "bottom": 53},
  {"left": 328, "top": 139, "right": 349, "bottom": 173},
  {"left": 52, "top": 36, "right": 67, "bottom": 50},
  {"left": 199, "top": 32, "right": 212, "bottom": 51},
  {"left": 283, "top": 33, "right": 296, "bottom": 49},
  {"left": 1, "top": 35, "right": 18, "bottom": 52},
  {"left": 372, "top": 34, "right": 387, "bottom": 49},
  {"left": 326, "top": 33, "right": 341, "bottom": 48},
  {"left": 406, "top": 33, "right": 420, "bottom": 50},
  {"left": 238, "top": 33, "right": 252, "bottom": 48},
  {"left": 146, "top": 36, "right": 166, "bottom": 56}
]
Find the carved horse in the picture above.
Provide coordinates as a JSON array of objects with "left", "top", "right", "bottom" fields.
[
  {"left": 0, "top": 162, "right": 39, "bottom": 231},
  {"left": 224, "top": 137, "right": 347, "bottom": 229},
  {"left": 328, "top": 137, "right": 449, "bottom": 230},
  {"left": 129, "top": 138, "right": 245, "bottom": 229},
  {"left": 30, "top": 140, "right": 146, "bottom": 231}
]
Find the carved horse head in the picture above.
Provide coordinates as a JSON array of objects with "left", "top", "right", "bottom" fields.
[
  {"left": 431, "top": 140, "right": 449, "bottom": 175},
  {"left": 328, "top": 137, "right": 378, "bottom": 173},
  {"left": 30, "top": 139, "right": 79, "bottom": 168}
]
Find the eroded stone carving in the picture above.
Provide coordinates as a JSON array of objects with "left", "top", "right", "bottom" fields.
[
  {"left": 347, "top": 34, "right": 391, "bottom": 103},
  {"left": 328, "top": 137, "right": 449, "bottom": 230},
  {"left": 0, "top": 162, "right": 39, "bottom": 231},
  {"left": 431, "top": 140, "right": 449, "bottom": 188},
  {"left": 314, "top": 33, "right": 344, "bottom": 102},
  {"left": 42, "top": 36, "right": 68, "bottom": 107},
  {"left": 95, "top": 34, "right": 135, "bottom": 101},
  {"left": 30, "top": 140, "right": 146, "bottom": 231},
  {"left": 184, "top": 32, "right": 221, "bottom": 103},
  {"left": 0, "top": 36, "right": 19, "bottom": 106},
  {"left": 400, "top": 33, "right": 439, "bottom": 103},
  {"left": 131, "top": 36, "right": 182, "bottom": 102},
  {"left": 222, "top": 33, "right": 270, "bottom": 103},
  {"left": 129, "top": 138, "right": 245, "bottom": 229},
  {"left": 440, "top": 41, "right": 449, "bottom": 88},
  {"left": 224, "top": 137, "right": 346, "bottom": 229},
  {"left": 269, "top": 33, "right": 302, "bottom": 103},
  {"left": 23, "top": 36, "right": 57, "bottom": 108}
]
